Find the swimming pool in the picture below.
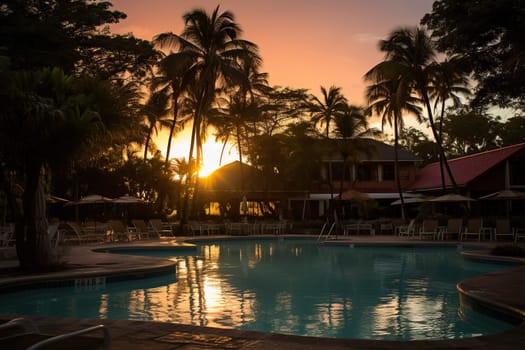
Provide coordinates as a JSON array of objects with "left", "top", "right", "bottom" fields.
[{"left": 0, "top": 239, "right": 518, "bottom": 340}]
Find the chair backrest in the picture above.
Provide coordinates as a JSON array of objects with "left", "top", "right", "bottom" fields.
[
  {"left": 447, "top": 218, "right": 463, "bottom": 233},
  {"left": 496, "top": 219, "right": 511, "bottom": 234},
  {"left": 131, "top": 219, "right": 148, "bottom": 231},
  {"left": 422, "top": 219, "right": 438, "bottom": 231},
  {"left": 109, "top": 220, "right": 126, "bottom": 233},
  {"left": 149, "top": 219, "right": 161, "bottom": 228},
  {"left": 467, "top": 218, "right": 483, "bottom": 232}
]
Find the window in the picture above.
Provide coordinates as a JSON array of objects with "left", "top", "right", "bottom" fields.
[
  {"left": 382, "top": 164, "right": 395, "bottom": 181},
  {"left": 357, "top": 164, "right": 378, "bottom": 181},
  {"left": 510, "top": 159, "right": 525, "bottom": 186}
]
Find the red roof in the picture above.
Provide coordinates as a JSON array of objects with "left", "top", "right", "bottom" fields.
[{"left": 410, "top": 143, "right": 525, "bottom": 191}]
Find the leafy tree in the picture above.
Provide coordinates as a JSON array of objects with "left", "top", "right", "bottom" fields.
[
  {"left": 398, "top": 127, "right": 439, "bottom": 165},
  {"left": 499, "top": 116, "right": 525, "bottom": 146},
  {"left": 0, "top": 0, "right": 158, "bottom": 83},
  {"left": 421, "top": 0, "right": 525, "bottom": 110},
  {"left": 441, "top": 109, "right": 501, "bottom": 156},
  {"left": 0, "top": 68, "right": 139, "bottom": 271}
]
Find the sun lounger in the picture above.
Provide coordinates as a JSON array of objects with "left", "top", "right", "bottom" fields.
[
  {"left": 397, "top": 219, "right": 415, "bottom": 237},
  {"left": 494, "top": 219, "right": 515, "bottom": 240},
  {"left": 148, "top": 219, "right": 173, "bottom": 236},
  {"left": 461, "top": 218, "right": 483, "bottom": 241},
  {"left": 419, "top": 219, "right": 438, "bottom": 240},
  {"left": 441, "top": 218, "right": 463, "bottom": 240},
  {"left": 131, "top": 219, "right": 159, "bottom": 240},
  {"left": 0, "top": 317, "right": 110, "bottom": 350}
]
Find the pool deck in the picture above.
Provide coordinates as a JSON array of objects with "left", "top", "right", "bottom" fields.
[{"left": 1, "top": 234, "right": 525, "bottom": 349}]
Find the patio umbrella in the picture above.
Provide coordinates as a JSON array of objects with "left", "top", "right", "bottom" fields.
[
  {"left": 428, "top": 194, "right": 475, "bottom": 202},
  {"left": 47, "top": 195, "right": 69, "bottom": 204},
  {"left": 390, "top": 196, "right": 429, "bottom": 206},
  {"left": 478, "top": 190, "right": 525, "bottom": 200},
  {"left": 112, "top": 195, "right": 146, "bottom": 204},
  {"left": 479, "top": 190, "right": 525, "bottom": 217},
  {"left": 65, "top": 194, "right": 113, "bottom": 206}
]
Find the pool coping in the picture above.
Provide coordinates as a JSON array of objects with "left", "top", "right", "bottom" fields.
[{"left": 1, "top": 235, "right": 525, "bottom": 350}]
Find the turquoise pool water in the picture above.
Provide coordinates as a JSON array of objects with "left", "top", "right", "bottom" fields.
[{"left": 0, "top": 239, "right": 518, "bottom": 340}]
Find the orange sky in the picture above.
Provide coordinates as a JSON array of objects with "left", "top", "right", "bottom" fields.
[{"left": 109, "top": 0, "right": 435, "bottom": 173}]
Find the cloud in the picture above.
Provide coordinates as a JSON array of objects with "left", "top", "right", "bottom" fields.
[{"left": 353, "top": 33, "right": 383, "bottom": 44}]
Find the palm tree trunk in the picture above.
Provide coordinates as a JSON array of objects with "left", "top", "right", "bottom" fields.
[
  {"left": 394, "top": 112, "right": 406, "bottom": 220},
  {"left": 144, "top": 124, "right": 153, "bottom": 161},
  {"left": 164, "top": 90, "right": 180, "bottom": 166},
  {"left": 421, "top": 89, "right": 458, "bottom": 192}
]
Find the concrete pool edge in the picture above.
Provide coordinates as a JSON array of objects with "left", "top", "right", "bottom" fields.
[{"left": 1, "top": 235, "right": 525, "bottom": 349}]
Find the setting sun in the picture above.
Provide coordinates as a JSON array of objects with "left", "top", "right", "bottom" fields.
[
  {"left": 155, "top": 127, "right": 239, "bottom": 177},
  {"left": 198, "top": 140, "right": 239, "bottom": 177}
]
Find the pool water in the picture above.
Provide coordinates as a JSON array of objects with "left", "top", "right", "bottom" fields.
[{"left": 0, "top": 239, "right": 517, "bottom": 340}]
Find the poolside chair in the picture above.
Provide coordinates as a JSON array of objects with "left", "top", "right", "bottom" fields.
[
  {"left": 441, "top": 218, "right": 463, "bottom": 240},
  {"left": 148, "top": 219, "right": 173, "bottom": 237},
  {"left": 108, "top": 220, "right": 137, "bottom": 242},
  {"left": 0, "top": 317, "right": 110, "bottom": 350},
  {"left": 461, "top": 218, "right": 483, "bottom": 241},
  {"left": 0, "top": 223, "right": 15, "bottom": 247},
  {"left": 131, "top": 219, "right": 159, "bottom": 240},
  {"left": 494, "top": 219, "right": 515, "bottom": 241},
  {"left": 397, "top": 219, "right": 415, "bottom": 237},
  {"left": 419, "top": 219, "right": 438, "bottom": 240},
  {"left": 515, "top": 227, "right": 525, "bottom": 243}
]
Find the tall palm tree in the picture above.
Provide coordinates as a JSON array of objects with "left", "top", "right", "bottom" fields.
[
  {"left": 308, "top": 86, "right": 348, "bottom": 139},
  {"left": 154, "top": 6, "right": 260, "bottom": 227},
  {"left": 378, "top": 27, "right": 459, "bottom": 191},
  {"left": 365, "top": 66, "right": 422, "bottom": 219},
  {"left": 431, "top": 56, "right": 471, "bottom": 189}
]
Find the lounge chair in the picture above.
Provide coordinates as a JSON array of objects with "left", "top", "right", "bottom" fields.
[
  {"left": 515, "top": 227, "right": 525, "bottom": 243},
  {"left": 108, "top": 220, "right": 137, "bottom": 242},
  {"left": 0, "top": 223, "right": 15, "bottom": 247},
  {"left": 397, "top": 219, "right": 415, "bottom": 237},
  {"left": 461, "top": 218, "right": 483, "bottom": 241},
  {"left": 441, "top": 218, "right": 463, "bottom": 240},
  {"left": 494, "top": 219, "right": 515, "bottom": 241},
  {"left": 148, "top": 219, "right": 173, "bottom": 237},
  {"left": 131, "top": 219, "right": 159, "bottom": 240},
  {"left": 0, "top": 317, "right": 110, "bottom": 350},
  {"left": 419, "top": 219, "right": 438, "bottom": 240}
]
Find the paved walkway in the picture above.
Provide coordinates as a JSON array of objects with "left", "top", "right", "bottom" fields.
[{"left": 1, "top": 235, "right": 524, "bottom": 349}]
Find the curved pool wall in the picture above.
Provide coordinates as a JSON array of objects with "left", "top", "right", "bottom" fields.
[{"left": 0, "top": 238, "right": 522, "bottom": 341}]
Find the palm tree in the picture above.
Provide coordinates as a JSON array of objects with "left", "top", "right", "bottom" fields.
[
  {"left": 308, "top": 86, "right": 348, "bottom": 139},
  {"left": 151, "top": 51, "right": 193, "bottom": 166},
  {"left": 365, "top": 67, "right": 422, "bottom": 219},
  {"left": 431, "top": 56, "right": 471, "bottom": 189},
  {"left": 378, "top": 27, "right": 459, "bottom": 191},
  {"left": 332, "top": 104, "right": 377, "bottom": 199},
  {"left": 154, "top": 6, "right": 260, "bottom": 227}
]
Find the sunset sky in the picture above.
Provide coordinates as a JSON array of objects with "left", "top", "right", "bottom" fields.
[{"left": 109, "top": 0, "right": 436, "bottom": 173}]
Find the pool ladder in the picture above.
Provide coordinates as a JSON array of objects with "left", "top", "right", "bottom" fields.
[{"left": 317, "top": 220, "right": 336, "bottom": 241}]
